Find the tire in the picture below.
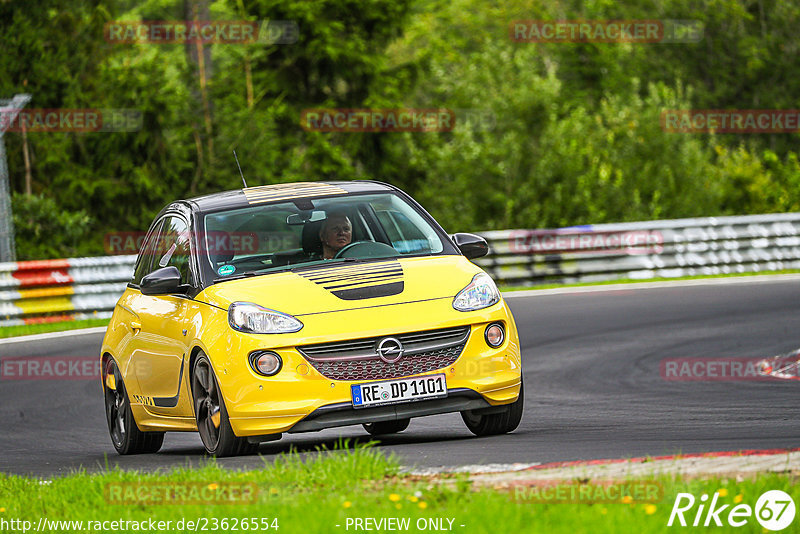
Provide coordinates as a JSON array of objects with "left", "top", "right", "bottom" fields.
[
  {"left": 103, "top": 358, "right": 165, "bottom": 455},
  {"left": 191, "top": 353, "right": 259, "bottom": 457},
  {"left": 461, "top": 379, "right": 524, "bottom": 437},
  {"left": 362, "top": 418, "right": 410, "bottom": 436}
]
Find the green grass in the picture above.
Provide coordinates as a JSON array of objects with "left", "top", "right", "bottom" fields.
[
  {"left": 499, "top": 269, "right": 800, "bottom": 292},
  {"left": 0, "top": 443, "right": 795, "bottom": 533},
  {"left": 0, "top": 318, "right": 110, "bottom": 339}
]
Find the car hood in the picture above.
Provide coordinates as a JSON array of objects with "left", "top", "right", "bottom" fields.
[{"left": 197, "top": 255, "right": 483, "bottom": 316}]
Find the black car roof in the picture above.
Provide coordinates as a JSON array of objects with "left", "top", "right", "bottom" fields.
[{"left": 182, "top": 180, "right": 397, "bottom": 214}]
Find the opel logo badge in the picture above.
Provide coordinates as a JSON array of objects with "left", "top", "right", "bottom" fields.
[{"left": 376, "top": 337, "right": 404, "bottom": 363}]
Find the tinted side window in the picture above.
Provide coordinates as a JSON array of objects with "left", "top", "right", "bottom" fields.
[
  {"left": 154, "top": 216, "right": 191, "bottom": 284},
  {"left": 132, "top": 219, "right": 165, "bottom": 285}
]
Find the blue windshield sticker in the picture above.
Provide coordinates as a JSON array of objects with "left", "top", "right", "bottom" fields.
[{"left": 217, "top": 265, "right": 236, "bottom": 276}]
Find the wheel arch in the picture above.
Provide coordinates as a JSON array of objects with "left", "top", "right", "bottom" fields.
[
  {"left": 188, "top": 344, "right": 206, "bottom": 399},
  {"left": 100, "top": 351, "right": 115, "bottom": 391}
]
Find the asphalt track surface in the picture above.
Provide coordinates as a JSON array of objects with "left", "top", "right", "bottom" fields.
[{"left": 2, "top": 278, "right": 799, "bottom": 477}]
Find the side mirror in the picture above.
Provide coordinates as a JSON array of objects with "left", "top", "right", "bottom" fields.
[
  {"left": 451, "top": 233, "right": 489, "bottom": 260},
  {"left": 140, "top": 266, "right": 184, "bottom": 296}
]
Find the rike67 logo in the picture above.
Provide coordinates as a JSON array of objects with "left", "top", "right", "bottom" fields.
[{"left": 668, "top": 490, "right": 796, "bottom": 531}]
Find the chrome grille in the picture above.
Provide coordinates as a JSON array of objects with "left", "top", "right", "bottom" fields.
[{"left": 297, "top": 326, "right": 470, "bottom": 381}]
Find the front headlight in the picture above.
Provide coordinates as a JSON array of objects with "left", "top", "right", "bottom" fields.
[
  {"left": 228, "top": 302, "right": 304, "bottom": 334},
  {"left": 452, "top": 273, "right": 501, "bottom": 312}
]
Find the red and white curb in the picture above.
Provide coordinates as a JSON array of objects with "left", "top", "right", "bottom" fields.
[{"left": 407, "top": 448, "right": 800, "bottom": 482}]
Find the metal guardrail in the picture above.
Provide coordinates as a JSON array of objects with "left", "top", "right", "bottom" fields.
[
  {"left": 0, "top": 255, "right": 135, "bottom": 326},
  {"left": 3, "top": 212, "right": 800, "bottom": 326},
  {"left": 475, "top": 212, "right": 800, "bottom": 286}
]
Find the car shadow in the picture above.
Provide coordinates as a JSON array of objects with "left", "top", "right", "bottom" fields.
[
  {"left": 156, "top": 427, "right": 530, "bottom": 457},
  {"left": 149, "top": 430, "right": 479, "bottom": 457},
  {"left": 76, "top": 427, "right": 530, "bottom": 475}
]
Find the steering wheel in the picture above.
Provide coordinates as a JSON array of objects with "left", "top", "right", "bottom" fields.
[{"left": 334, "top": 241, "right": 400, "bottom": 259}]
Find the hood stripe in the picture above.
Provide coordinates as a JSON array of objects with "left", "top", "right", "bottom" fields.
[
  {"left": 324, "top": 275, "right": 404, "bottom": 290},
  {"left": 331, "top": 281, "right": 404, "bottom": 301},
  {"left": 302, "top": 263, "right": 401, "bottom": 276},
  {"left": 297, "top": 260, "right": 405, "bottom": 300},
  {"left": 315, "top": 273, "right": 403, "bottom": 287},
  {"left": 304, "top": 268, "right": 403, "bottom": 284}
]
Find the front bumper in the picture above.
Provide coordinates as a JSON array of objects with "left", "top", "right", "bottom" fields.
[
  {"left": 203, "top": 298, "right": 522, "bottom": 437},
  {"left": 238, "top": 381, "right": 520, "bottom": 439},
  {"left": 288, "top": 388, "right": 508, "bottom": 433}
]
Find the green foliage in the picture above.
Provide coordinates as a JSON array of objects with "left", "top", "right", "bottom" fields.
[
  {"left": 2, "top": 0, "right": 800, "bottom": 258},
  {"left": 11, "top": 193, "right": 94, "bottom": 259}
]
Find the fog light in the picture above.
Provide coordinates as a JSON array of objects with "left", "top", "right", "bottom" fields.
[
  {"left": 250, "top": 351, "right": 282, "bottom": 376},
  {"left": 485, "top": 323, "right": 505, "bottom": 348}
]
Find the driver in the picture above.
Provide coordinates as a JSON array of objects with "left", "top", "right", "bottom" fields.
[{"left": 319, "top": 212, "right": 352, "bottom": 259}]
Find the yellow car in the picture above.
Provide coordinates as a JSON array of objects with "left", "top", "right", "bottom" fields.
[{"left": 101, "top": 181, "right": 523, "bottom": 456}]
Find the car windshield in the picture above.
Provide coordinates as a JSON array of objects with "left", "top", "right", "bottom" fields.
[{"left": 202, "top": 192, "right": 446, "bottom": 282}]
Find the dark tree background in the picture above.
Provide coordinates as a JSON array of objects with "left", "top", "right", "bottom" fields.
[{"left": 1, "top": 0, "right": 799, "bottom": 258}]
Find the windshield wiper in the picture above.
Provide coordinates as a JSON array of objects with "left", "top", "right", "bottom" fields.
[{"left": 212, "top": 270, "right": 265, "bottom": 284}]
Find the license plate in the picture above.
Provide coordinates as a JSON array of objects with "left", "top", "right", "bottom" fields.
[{"left": 351, "top": 374, "right": 447, "bottom": 408}]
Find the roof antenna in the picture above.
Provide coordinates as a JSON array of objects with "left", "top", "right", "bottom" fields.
[{"left": 233, "top": 149, "right": 248, "bottom": 188}]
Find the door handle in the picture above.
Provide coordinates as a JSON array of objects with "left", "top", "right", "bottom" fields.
[{"left": 130, "top": 321, "right": 142, "bottom": 333}]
